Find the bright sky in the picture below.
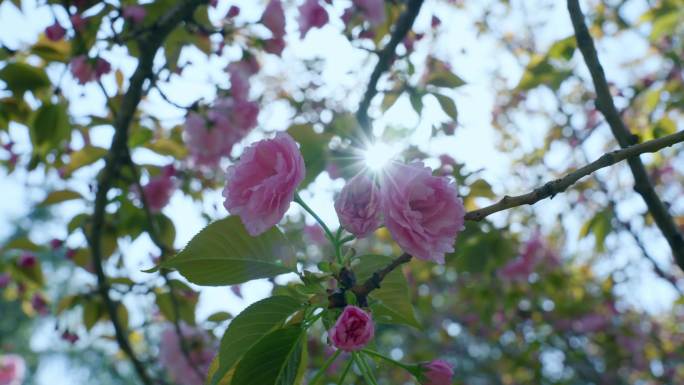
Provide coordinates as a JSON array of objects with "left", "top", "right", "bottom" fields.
[{"left": 0, "top": 0, "right": 679, "bottom": 383}]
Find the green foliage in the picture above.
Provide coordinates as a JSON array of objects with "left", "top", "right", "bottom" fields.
[
  {"left": 0, "top": 62, "right": 50, "bottom": 95},
  {"left": 288, "top": 124, "right": 330, "bottom": 188},
  {"left": 210, "top": 296, "right": 302, "bottom": 385},
  {"left": 355, "top": 255, "right": 420, "bottom": 328},
  {"left": 161, "top": 216, "right": 295, "bottom": 286},
  {"left": 231, "top": 326, "right": 304, "bottom": 385}
]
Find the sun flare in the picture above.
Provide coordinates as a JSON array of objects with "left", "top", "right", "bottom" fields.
[{"left": 363, "top": 141, "right": 398, "bottom": 172}]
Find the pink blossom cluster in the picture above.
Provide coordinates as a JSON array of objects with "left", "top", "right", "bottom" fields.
[
  {"left": 138, "top": 165, "right": 176, "bottom": 213},
  {"left": 342, "top": 0, "right": 386, "bottom": 28},
  {"left": 336, "top": 162, "right": 466, "bottom": 264},
  {"left": 223, "top": 133, "right": 465, "bottom": 263},
  {"left": 498, "top": 233, "right": 560, "bottom": 281},
  {"left": 69, "top": 55, "right": 111, "bottom": 85},
  {"left": 183, "top": 58, "right": 260, "bottom": 169},
  {"left": 261, "top": 0, "right": 287, "bottom": 55},
  {"left": 159, "top": 325, "right": 215, "bottom": 385},
  {"left": 298, "top": 0, "right": 329, "bottom": 38},
  {"left": 0, "top": 354, "right": 25, "bottom": 385}
]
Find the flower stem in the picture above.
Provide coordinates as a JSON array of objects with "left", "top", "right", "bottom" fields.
[
  {"left": 294, "top": 193, "right": 336, "bottom": 245},
  {"left": 309, "top": 349, "right": 341, "bottom": 385},
  {"left": 361, "top": 349, "right": 417, "bottom": 374},
  {"left": 336, "top": 358, "right": 354, "bottom": 385},
  {"left": 339, "top": 234, "right": 356, "bottom": 244},
  {"left": 352, "top": 352, "right": 379, "bottom": 385}
]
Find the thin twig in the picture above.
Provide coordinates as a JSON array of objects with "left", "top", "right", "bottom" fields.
[
  {"left": 567, "top": 0, "right": 684, "bottom": 270},
  {"left": 464, "top": 131, "right": 684, "bottom": 221},
  {"left": 356, "top": 0, "right": 425, "bottom": 137}
]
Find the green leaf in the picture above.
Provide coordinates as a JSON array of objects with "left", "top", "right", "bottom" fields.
[
  {"left": 579, "top": 208, "right": 613, "bottom": 253},
  {"left": 155, "top": 291, "right": 197, "bottom": 325},
  {"left": 288, "top": 124, "right": 329, "bottom": 188},
  {"left": 161, "top": 216, "right": 295, "bottom": 286},
  {"left": 354, "top": 255, "right": 421, "bottom": 328},
  {"left": 433, "top": 93, "right": 458, "bottom": 121},
  {"left": 231, "top": 326, "right": 304, "bottom": 385},
  {"left": 0, "top": 62, "right": 50, "bottom": 95},
  {"left": 547, "top": 36, "right": 576, "bottom": 61},
  {"left": 206, "top": 311, "right": 233, "bottom": 323},
  {"left": 425, "top": 69, "right": 466, "bottom": 89},
  {"left": 31, "top": 102, "right": 70, "bottom": 154},
  {"left": 62, "top": 146, "right": 108, "bottom": 176},
  {"left": 39, "top": 189, "right": 83, "bottom": 206},
  {"left": 448, "top": 222, "right": 516, "bottom": 273},
  {"left": 409, "top": 91, "right": 423, "bottom": 115},
  {"left": 381, "top": 91, "right": 401, "bottom": 112},
  {"left": 210, "top": 296, "right": 302, "bottom": 385}
]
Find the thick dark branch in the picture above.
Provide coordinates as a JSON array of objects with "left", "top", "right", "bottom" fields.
[
  {"left": 350, "top": 131, "right": 684, "bottom": 301},
  {"left": 465, "top": 130, "right": 684, "bottom": 221},
  {"left": 567, "top": 0, "right": 684, "bottom": 270},
  {"left": 86, "top": 2, "right": 207, "bottom": 384},
  {"left": 356, "top": 0, "right": 425, "bottom": 136}
]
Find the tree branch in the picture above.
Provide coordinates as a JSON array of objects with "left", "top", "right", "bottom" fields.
[
  {"left": 465, "top": 130, "right": 684, "bottom": 221},
  {"left": 86, "top": 2, "right": 207, "bottom": 384},
  {"left": 567, "top": 0, "right": 684, "bottom": 270},
  {"left": 348, "top": 130, "right": 684, "bottom": 302},
  {"left": 356, "top": 0, "right": 425, "bottom": 137}
]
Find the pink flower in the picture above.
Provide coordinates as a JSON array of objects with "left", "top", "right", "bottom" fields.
[
  {"left": 70, "top": 56, "right": 110, "bottom": 84},
  {"left": 0, "top": 273, "right": 10, "bottom": 289},
  {"left": 94, "top": 58, "right": 111, "bottom": 77},
  {"left": 353, "top": 0, "right": 385, "bottom": 25},
  {"left": 573, "top": 313, "right": 610, "bottom": 333},
  {"left": 0, "top": 354, "right": 25, "bottom": 385},
  {"left": 141, "top": 165, "right": 176, "bottom": 213},
  {"left": 298, "top": 0, "right": 329, "bottom": 38},
  {"left": 227, "top": 58, "right": 259, "bottom": 101},
  {"left": 31, "top": 293, "right": 49, "bottom": 315},
  {"left": 184, "top": 113, "right": 227, "bottom": 168},
  {"left": 335, "top": 174, "right": 382, "bottom": 238},
  {"left": 18, "top": 253, "right": 36, "bottom": 268},
  {"left": 45, "top": 22, "right": 66, "bottom": 41},
  {"left": 159, "top": 325, "right": 215, "bottom": 385},
  {"left": 223, "top": 133, "right": 305, "bottom": 236},
  {"left": 420, "top": 359, "right": 453, "bottom": 385},
  {"left": 263, "top": 37, "right": 286, "bottom": 56},
  {"left": 431, "top": 15, "right": 441, "bottom": 28},
  {"left": 262, "top": 0, "right": 286, "bottom": 38},
  {"left": 304, "top": 224, "right": 327, "bottom": 245},
  {"left": 70, "top": 14, "right": 87, "bottom": 32},
  {"left": 227, "top": 5, "right": 240, "bottom": 18},
  {"left": 183, "top": 95, "right": 258, "bottom": 169},
  {"left": 329, "top": 306, "right": 374, "bottom": 351},
  {"left": 122, "top": 5, "right": 146, "bottom": 24},
  {"left": 70, "top": 55, "right": 94, "bottom": 84},
  {"left": 498, "top": 234, "right": 559, "bottom": 281},
  {"left": 61, "top": 330, "right": 79, "bottom": 344},
  {"left": 380, "top": 162, "right": 465, "bottom": 264},
  {"left": 50, "top": 238, "right": 63, "bottom": 249}
]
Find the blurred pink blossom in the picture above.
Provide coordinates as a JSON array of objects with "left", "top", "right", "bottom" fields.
[
  {"left": 159, "top": 325, "right": 215, "bottom": 385},
  {"left": 122, "top": 5, "right": 146, "bottom": 24},
  {"left": 298, "top": 0, "right": 329, "bottom": 38},
  {"left": 420, "top": 359, "right": 453, "bottom": 385},
  {"left": 45, "top": 22, "right": 66, "bottom": 41},
  {"left": 0, "top": 354, "right": 25, "bottom": 385}
]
